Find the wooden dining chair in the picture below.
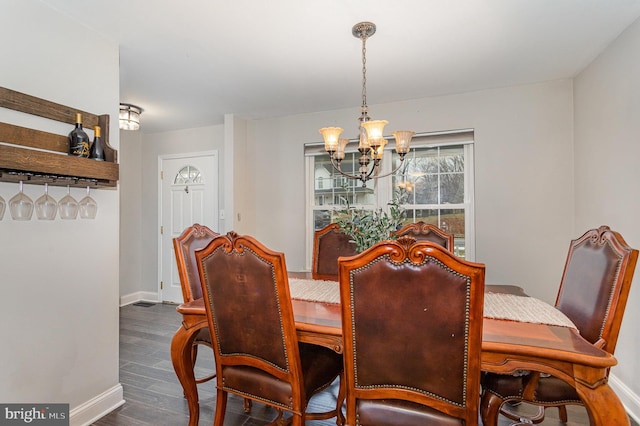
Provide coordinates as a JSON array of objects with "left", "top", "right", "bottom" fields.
[
  {"left": 196, "top": 231, "right": 344, "bottom": 426},
  {"left": 172, "top": 223, "right": 219, "bottom": 386},
  {"left": 338, "top": 235, "right": 486, "bottom": 425},
  {"left": 312, "top": 222, "right": 358, "bottom": 281},
  {"left": 392, "top": 221, "right": 455, "bottom": 252},
  {"left": 480, "top": 225, "right": 639, "bottom": 425}
]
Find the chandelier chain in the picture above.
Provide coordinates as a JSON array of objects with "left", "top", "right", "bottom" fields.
[{"left": 361, "top": 34, "right": 367, "bottom": 113}]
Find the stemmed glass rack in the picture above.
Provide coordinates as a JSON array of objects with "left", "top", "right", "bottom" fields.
[{"left": 0, "top": 181, "right": 97, "bottom": 221}]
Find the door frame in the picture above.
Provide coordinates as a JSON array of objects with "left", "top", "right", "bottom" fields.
[{"left": 157, "top": 150, "right": 219, "bottom": 301}]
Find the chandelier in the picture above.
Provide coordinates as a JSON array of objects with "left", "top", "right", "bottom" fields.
[{"left": 319, "top": 22, "right": 415, "bottom": 187}]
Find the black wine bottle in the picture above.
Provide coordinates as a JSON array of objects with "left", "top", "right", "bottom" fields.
[
  {"left": 89, "top": 125, "right": 106, "bottom": 161},
  {"left": 68, "top": 113, "right": 90, "bottom": 157}
]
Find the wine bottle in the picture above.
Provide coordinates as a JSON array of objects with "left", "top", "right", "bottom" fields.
[
  {"left": 68, "top": 113, "right": 90, "bottom": 157},
  {"left": 89, "top": 125, "right": 106, "bottom": 161}
]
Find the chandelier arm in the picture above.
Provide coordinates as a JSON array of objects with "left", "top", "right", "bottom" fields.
[
  {"left": 362, "top": 159, "right": 380, "bottom": 181},
  {"left": 328, "top": 156, "right": 369, "bottom": 181},
  {"left": 368, "top": 157, "right": 406, "bottom": 180},
  {"left": 328, "top": 154, "right": 407, "bottom": 186}
]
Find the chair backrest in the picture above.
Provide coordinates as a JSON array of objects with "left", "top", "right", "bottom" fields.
[
  {"left": 555, "top": 226, "right": 638, "bottom": 353},
  {"left": 393, "top": 221, "right": 455, "bottom": 252},
  {"left": 312, "top": 223, "right": 358, "bottom": 280},
  {"left": 195, "top": 232, "right": 306, "bottom": 411},
  {"left": 173, "top": 224, "right": 219, "bottom": 302},
  {"left": 338, "top": 236, "right": 485, "bottom": 425}
]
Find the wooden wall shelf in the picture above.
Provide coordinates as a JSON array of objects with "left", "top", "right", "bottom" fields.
[{"left": 0, "top": 87, "right": 119, "bottom": 188}]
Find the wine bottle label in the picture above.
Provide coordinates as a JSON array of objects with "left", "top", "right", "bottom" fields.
[{"left": 70, "top": 141, "right": 90, "bottom": 157}]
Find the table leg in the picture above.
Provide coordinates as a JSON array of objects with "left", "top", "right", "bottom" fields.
[
  {"left": 575, "top": 379, "right": 629, "bottom": 426},
  {"left": 170, "top": 320, "right": 205, "bottom": 426}
]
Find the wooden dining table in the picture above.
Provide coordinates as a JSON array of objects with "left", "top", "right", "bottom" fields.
[{"left": 170, "top": 273, "right": 627, "bottom": 426}]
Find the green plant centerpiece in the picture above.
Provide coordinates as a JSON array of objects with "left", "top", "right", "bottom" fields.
[{"left": 333, "top": 195, "right": 406, "bottom": 253}]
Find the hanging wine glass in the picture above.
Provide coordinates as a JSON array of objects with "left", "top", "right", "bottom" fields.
[
  {"left": 35, "top": 183, "right": 57, "bottom": 220},
  {"left": 0, "top": 195, "right": 5, "bottom": 220},
  {"left": 9, "top": 181, "right": 34, "bottom": 221},
  {"left": 58, "top": 185, "right": 79, "bottom": 220},
  {"left": 79, "top": 186, "right": 98, "bottom": 219}
]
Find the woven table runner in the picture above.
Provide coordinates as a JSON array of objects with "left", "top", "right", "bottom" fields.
[
  {"left": 289, "top": 278, "right": 341, "bottom": 304},
  {"left": 484, "top": 292, "right": 577, "bottom": 329},
  {"left": 289, "top": 278, "right": 578, "bottom": 329}
]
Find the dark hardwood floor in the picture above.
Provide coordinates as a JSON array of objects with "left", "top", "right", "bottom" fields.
[{"left": 94, "top": 302, "right": 625, "bottom": 425}]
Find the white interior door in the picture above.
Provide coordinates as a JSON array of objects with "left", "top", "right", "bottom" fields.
[{"left": 160, "top": 153, "right": 218, "bottom": 303}]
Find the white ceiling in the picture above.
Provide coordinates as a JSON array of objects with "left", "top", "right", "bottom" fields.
[{"left": 40, "top": 0, "right": 640, "bottom": 133}]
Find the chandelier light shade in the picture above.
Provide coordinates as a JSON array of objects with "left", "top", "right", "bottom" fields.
[
  {"left": 391, "top": 130, "right": 414, "bottom": 154},
  {"left": 319, "top": 127, "right": 343, "bottom": 152},
  {"left": 360, "top": 119, "right": 388, "bottom": 148},
  {"left": 119, "top": 103, "right": 142, "bottom": 131},
  {"left": 319, "top": 21, "right": 415, "bottom": 187}
]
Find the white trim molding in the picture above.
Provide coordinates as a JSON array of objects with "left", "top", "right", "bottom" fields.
[
  {"left": 120, "top": 291, "right": 161, "bottom": 307},
  {"left": 70, "top": 384, "right": 124, "bottom": 426}
]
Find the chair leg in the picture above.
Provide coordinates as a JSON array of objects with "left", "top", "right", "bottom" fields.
[
  {"left": 480, "top": 391, "right": 504, "bottom": 426},
  {"left": 558, "top": 405, "right": 568, "bottom": 422},
  {"left": 335, "top": 371, "right": 346, "bottom": 426},
  {"left": 243, "top": 398, "right": 252, "bottom": 413},
  {"left": 213, "top": 389, "right": 228, "bottom": 426}
]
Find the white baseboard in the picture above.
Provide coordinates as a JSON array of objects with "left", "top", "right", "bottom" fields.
[
  {"left": 120, "top": 291, "right": 160, "bottom": 307},
  {"left": 70, "top": 384, "right": 124, "bottom": 426},
  {"left": 610, "top": 373, "right": 640, "bottom": 423}
]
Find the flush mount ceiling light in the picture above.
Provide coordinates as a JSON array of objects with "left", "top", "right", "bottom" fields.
[
  {"left": 119, "top": 103, "right": 143, "bottom": 131},
  {"left": 319, "top": 22, "right": 415, "bottom": 187}
]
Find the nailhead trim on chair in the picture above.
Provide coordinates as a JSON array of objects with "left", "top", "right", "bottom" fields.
[
  {"left": 221, "top": 384, "right": 296, "bottom": 410},
  {"left": 348, "top": 253, "right": 472, "bottom": 407}
]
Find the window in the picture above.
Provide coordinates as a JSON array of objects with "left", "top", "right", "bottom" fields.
[
  {"left": 305, "top": 130, "right": 475, "bottom": 266},
  {"left": 391, "top": 144, "right": 471, "bottom": 258},
  {"left": 174, "top": 165, "right": 203, "bottom": 184}
]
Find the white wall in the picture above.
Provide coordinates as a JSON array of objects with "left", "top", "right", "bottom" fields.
[
  {"left": 0, "top": 1, "right": 122, "bottom": 424},
  {"left": 574, "top": 16, "right": 640, "bottom": 419},
  {"left": 225, "top": 114, "right": 254, "bottom": 235},
  {"left": 119, "top": 130, "right": 143, "bottom": 300},
  {"left": 244, "top": 80, "right": 575, "bottom": 303}
]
